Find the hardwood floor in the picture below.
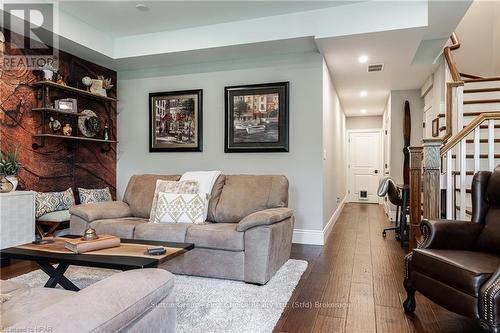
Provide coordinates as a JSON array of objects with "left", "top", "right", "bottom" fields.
[
  {"left": 275, "top": 203, "right": 480, "bottom": 333},
  {"left": 0, "top": 203, "right": 481, "bottom": 332}
]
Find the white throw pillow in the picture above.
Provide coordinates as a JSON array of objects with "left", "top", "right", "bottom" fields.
[
  {"left": 154, "top": 192, "right": 208, "bottom": 224},
  {"left": 149, "top": 180, "right": 199, "bottom": 223}
]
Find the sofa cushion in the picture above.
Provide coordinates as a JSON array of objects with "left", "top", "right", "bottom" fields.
[
  {"left": 123, "top": 175, "right": 180, "bottom": 218},
  {"left": 412, "top": 249, "right": 500, "bottom": 296},
  {"left": 207, "top": 175, "right": 225, "bottom": 222},
  {"left": 91, "top": 218, "right": 148, "bottom": 239},
  {"left": 213, "top": 175, "right": 288, "bottom": 223},
  {"left": 134, "top": 222, "right": 189, "bottom": 243},
  {"left": 0, "top": 284, "right": 73, "bottom": 328},
  {"left": 186, "top": 223, "right": 244, "bottom": 251}
]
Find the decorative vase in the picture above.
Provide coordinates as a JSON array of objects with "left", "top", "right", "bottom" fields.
[
  {"left": 82, "top": 76, "right": 92, "bottom": 91},
  {"left": 5, "top": 176, "right": 17, "bottom": 191},
  {"left": 0, "top": 176, "right": 13, "bottom": 193},
  {"left": 42, "top": 69, "right": 54, "bottom": 81},
  {"left": 62, "top": 123, "right": 73, "bottom": 136}
]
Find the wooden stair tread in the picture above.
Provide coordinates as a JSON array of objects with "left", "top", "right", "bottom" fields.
[
  {"left": 463, "top": 99, "right": 500, "bottom": 104},
  {"left": 465, "top": 139, "right": 500, "bottom": 143},
  {"left": 464, "top": 76, "right": 500, "bottom": 83},
  {"left": 452, "top": 171, "right": 474, "bottom": 176},
  {"left": 454, "top": 188, "right": 472, "bottom": 194},
  {"left": 451, "top": 154, "right": 500, "bottom": 159},
  {"left": 455, "top": 205, "right": 472, "bottom": 215},
  {"left": 463, "top": 124, "right": 500, "bottom": 129},
  {"left": 463, "top": 111, "right": 500, "bottom": 117},
  {"left": 460, "top": 73, "right": 483, "bottom": 79},
  {"left": 464, "top": 87, "right": 500, "bottom": 93}
]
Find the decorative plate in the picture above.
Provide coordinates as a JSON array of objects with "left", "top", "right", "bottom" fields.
[{"left": 78, "top": 109, "right": 100, "bottom": 138}]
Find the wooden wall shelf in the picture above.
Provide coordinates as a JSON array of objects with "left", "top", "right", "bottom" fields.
[
  {"left": 32, "top": 81, "right": 117, "bottom": 102},
  {"left": 32, "top": 108, "right": 86, "bottom": 117},
  {"left": 33, "top": 134, "right": 118, "bottom": 144}
]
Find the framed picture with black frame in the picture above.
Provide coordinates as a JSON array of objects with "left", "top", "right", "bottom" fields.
[
  {"left": 149, "top": 89, "right": 203, "bottom": 152},
  {"left": 224, "top": 82, "right": 289, "bottom": 153}
]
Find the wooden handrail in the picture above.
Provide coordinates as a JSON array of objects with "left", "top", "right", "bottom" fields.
[
  {"left": 441, "top": 112, "right": 500, "bottom": 155},
  {"left": 444, "top": 33, "right": 461, "bottom": 82}
]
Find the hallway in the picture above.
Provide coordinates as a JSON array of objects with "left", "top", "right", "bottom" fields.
[{"left": 276, "top": 203, "right": 479, "bottom": 333}]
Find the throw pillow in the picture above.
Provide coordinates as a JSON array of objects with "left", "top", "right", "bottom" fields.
[
  {"left": 154, "top": 192, "right": 208, "bottom": 224},
  {"left": 78, "top": 187, "right": 112, "bottom": 204},
  {"left": 35, "top": 188, "right": 75, "bottom": 218},
  {"left": 149, "top": 180, "right": 199, "bottom": 223}
]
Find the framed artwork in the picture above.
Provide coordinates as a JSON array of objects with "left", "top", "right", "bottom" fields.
[
  {"left": 224, "top": 82, "right": 289, "bottom": 153},
  {"left": 432, "top": 118, "right": 439, "bottom": 137},
  {"left": 149, "top": 90, "right": 203, "bottom": 152}
]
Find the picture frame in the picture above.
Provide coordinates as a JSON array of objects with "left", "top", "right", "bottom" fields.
[
  {"left": 149, "top": 89, "right": 203, "bottom": 152},
  {"left": 432, "top": 118, "right": 439, "bottom": 137},
  {"left": 224, "top": 82, "right": 289, "bottom": 153},
  {"left": 55, "top": 98, "right": 77, "bottom": 113}
]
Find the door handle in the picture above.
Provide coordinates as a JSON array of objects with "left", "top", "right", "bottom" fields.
[{"left": 374, "top": 170, "right": 379, "bottom": 174}]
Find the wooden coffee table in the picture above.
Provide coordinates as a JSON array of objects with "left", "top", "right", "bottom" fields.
[{"left": 0, "top": 236, "right": 194, "bottom": 291}]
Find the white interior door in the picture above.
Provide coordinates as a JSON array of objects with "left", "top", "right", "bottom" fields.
[{"left": 348, "top": 131, "right": 382, "bottom": 203}]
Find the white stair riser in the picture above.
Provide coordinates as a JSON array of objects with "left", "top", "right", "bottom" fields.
[
  {"left": 463, "top": 92, "right": 500, "bottom": 101},
  {"left": 464, "top": 81, "right": 500, "bottom": 89},
  {"left": 463, "top": 103, "right": 500, "bottom": 112}
]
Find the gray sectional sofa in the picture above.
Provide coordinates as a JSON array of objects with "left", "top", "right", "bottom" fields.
[
  {"left": 70, "top": 174, "right": 294, "bottom": 285},
  {"left": 0, "top": 269, "right": 175, "bottom": 333}
]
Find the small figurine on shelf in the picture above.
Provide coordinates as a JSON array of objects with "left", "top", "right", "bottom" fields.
[
  {"left": 48, "top": 117, "right": 61, "bottom": 133},
  {"left": 62, "top": 123, "right": 73, "bottom": 136},
  {"left": 54, "top": 72, "right": 66, "bottom": 86},
  {"left": 40, "top": 63, "right": 57, "bottom": 81},
  {"left": 82, "top": 76, "right": 92, "bottom": 91},
  {"left": 103, "top": 121, "right": 110, "bottom": 141}
]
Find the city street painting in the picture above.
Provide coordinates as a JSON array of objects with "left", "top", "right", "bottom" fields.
[
  {"left": 149, "top": 90, "right": 202, "bottom": 152},
  {"left": 225, "top": 82, "right": 289, "bottom": 152}
]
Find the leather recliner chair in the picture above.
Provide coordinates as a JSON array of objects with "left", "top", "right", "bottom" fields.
[{"left": 403, "top": 165, "right": 500, "bottom": 333}]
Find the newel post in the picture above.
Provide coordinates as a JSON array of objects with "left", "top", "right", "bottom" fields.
[
  {"left": 422, "top": 138, "right": 442, "bottom": 222},
  {"left": 408, "top": 146, "right": 423, "bottom": 250}
]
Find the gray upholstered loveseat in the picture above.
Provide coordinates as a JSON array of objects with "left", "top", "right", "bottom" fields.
[
  {"left": 0, "top": 269, "right": 175, "bottom": 332},
  {"left": 69, "top": 174, "right": 294, "bottom": 285}
]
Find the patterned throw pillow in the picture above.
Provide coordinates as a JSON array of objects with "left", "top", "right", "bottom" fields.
[
  {"left": 149, "top": 180, "right": 199, "bottom": 223},
  {"left": 35, "top": 188, "right": 75, "bottom": 218},
  {"left": 78, "top": 187, "right": 112, "bottom": 204},
  {"left": 154, "top": 192, "right": 208, "bottom": 224}
]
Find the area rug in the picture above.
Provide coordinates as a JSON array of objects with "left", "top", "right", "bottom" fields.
[{"left": 9, "top": 259, "right": 307, "bottom": 333}]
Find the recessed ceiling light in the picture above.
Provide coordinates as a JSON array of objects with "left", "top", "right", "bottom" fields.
[
  {"left": 358, "top": 55, "right": 368, "bottom": 63},
  {"left": 135, "top": 3, "right": 149, "bottom": 11},
  {"left": 360, "top": 91, "right": 367, "bottom": 97},
  {"left": 361, "top": 109, "right": 367, "bottom": 114}
]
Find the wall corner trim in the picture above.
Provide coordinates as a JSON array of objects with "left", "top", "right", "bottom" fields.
[{"left": 292, "top": 196, "right": 346, "bottom": 245}]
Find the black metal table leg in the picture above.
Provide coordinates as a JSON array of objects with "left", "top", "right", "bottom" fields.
[{"left": 37, "top": 261, "right": 80, "bottom": 291}]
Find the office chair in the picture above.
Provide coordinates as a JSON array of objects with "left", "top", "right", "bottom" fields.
[{"left": 378, "top": 177, "right": 409, "bottom": 243}]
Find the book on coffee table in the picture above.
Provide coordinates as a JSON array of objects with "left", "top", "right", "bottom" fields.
[{"left": 64, "top": 234, "right": 120, "bottom": 254}]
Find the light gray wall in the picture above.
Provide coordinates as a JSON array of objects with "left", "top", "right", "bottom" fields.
[
  {"left": 322, "top": 60, "right": 346, "bottom": 228},
  {"left": 389, "top": 90, "right": 424, "bottom": 184},
  {"left": 346, "top": 116, "right": 383, "bottom": 130},
  {"left": 117, "top": 53, "right": 325, "bottom": 231}
]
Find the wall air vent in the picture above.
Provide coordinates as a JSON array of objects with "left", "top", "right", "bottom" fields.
[{"left": 367, "top": 63, "right": 384, "bottom": 72}]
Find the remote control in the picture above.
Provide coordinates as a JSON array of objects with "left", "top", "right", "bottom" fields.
[{"left": 147, "top": 247, "right": 166, "bottom": 255}]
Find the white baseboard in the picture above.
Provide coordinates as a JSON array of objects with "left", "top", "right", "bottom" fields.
[{"left": 292, "top": 196, "right": 346, "bottom": 246}]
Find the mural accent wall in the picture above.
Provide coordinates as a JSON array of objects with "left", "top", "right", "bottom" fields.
[{"left": 0, "top": 29, "right": 117, "bottom": 199}]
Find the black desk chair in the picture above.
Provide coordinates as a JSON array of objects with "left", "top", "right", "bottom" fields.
[{"left": 378, "top": 177, "right": 409, "bottom": 245}]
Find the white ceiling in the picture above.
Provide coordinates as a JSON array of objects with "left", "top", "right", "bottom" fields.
[
  {"left": 317, "top": 28, "right": 436, "bottom": 117},
  {"left": 317, "top": 0, "right": 472, "bottom": 117},
  {"left": 59, "top": 1, "right": 359, "bottom": 37}
]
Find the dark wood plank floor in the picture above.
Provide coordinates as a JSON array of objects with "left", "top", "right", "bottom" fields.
[
  {"left": 275, "top": 203, "right": 480, "bottom": 333},
  {"left": 1, "top": 203, "right": 481, "bottom": 332}
]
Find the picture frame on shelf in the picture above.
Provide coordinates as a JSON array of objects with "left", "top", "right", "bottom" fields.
[
  {"left": 224, "top": 81, "right": 289, "bottom": 153},
  {"left": 55, "top": 98, "right": 78, "bottom": 113},
  {"left": 432, "top": 118, "right": 439, "bottom": 137},
  {"left": 149, "top": 89, "right": 203, "bottom": 152}
]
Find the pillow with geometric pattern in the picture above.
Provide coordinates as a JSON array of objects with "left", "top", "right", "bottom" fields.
[
  {"left": 154, "top": 192, "right": 208, "bottom": 224},
  {"left": 149, "top": 180, "right": 199, "bottom": 223},
  {"left": 35, "top": 188, "right": 75, "bottom": 218},
  {"left": 78, "top": 187, "right": 112, "bottom": 204}
]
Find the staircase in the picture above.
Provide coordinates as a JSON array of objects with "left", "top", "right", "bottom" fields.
[{"left": 407, "top": 33, "right": 500, "bottom": 249}]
